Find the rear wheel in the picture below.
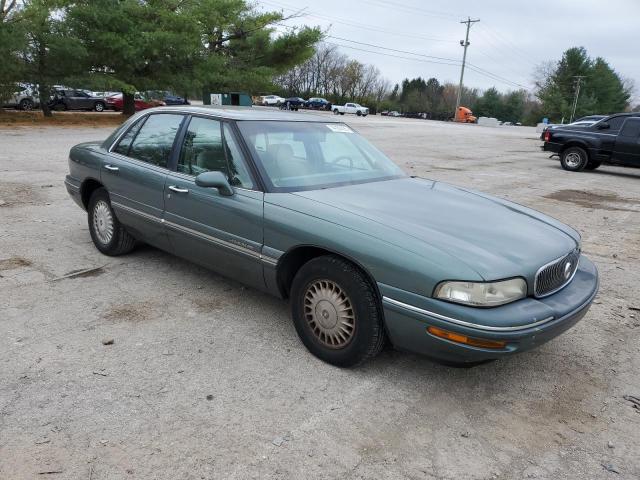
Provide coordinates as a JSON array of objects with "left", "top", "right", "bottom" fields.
[
  {"left": 88, "top": 188, "right": 136, "bottom": 256},
  {"left": 19, "top": 98, "right": 34, "bottom": 111},
  {"left": 560, "top": 146, "right": 588, "bottom": 171},
  {"left": 290, "top": 255, "right": 385, "bottom": 367}
]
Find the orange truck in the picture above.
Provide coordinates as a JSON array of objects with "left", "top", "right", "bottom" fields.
[{"left": 455, "top": 106, "right": 477, "bottom": 123}]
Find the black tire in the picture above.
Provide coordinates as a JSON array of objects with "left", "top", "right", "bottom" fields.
[
  {"left": 94, "top": 101, "right": 105, "bottom": 112},
  {"left": 585, "top": 161, "right": 602, "bottom": 171},
  {"left": 333, "top": 109, "right": 339, "bottom": 115},
  {"left": 356, "top": 110, "right": 362, "bottom": 116},
  {"left": 560, "top": 146, "right": 588, "bottom": 171},
  {"left": 290, "top": 255, "right": 385, "bottom": 367},
  {"left": 88, "top": 188, "right": 136, "bottom": 256},
  {"left": 19, "top": 98, "right": 34, "bottom": 111}
]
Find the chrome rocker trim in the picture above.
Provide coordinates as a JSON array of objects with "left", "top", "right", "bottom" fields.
[{"left": 111, "top": 201, "right": 278, "bottom": 266}]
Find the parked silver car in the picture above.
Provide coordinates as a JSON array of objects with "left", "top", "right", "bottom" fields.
[{"left": 2, "top": 84, "right": 39, "bottom": 110}]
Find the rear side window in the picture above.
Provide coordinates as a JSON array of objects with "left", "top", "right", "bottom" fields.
[
  {"left": 128, "top": 114, "right": 184, "bottom": 168},
  {"left": 620, "top": 118, "right": 640, "bottom": 138}
]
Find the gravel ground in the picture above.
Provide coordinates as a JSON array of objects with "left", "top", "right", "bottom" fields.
[{"left": 1, "top": 113, "right": 639, "bottom": 480}]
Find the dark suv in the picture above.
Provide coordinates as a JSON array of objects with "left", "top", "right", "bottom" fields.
[{"left": 543, "top": 113, "right": 640, "bottom": 171}]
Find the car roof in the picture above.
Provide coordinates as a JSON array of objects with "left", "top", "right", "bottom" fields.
[
  {"left": 606, "top": 112, "right": 640, "bottom": 119},
  {"left": 148, "top": 105, "right": 342, "bottom": 122}
]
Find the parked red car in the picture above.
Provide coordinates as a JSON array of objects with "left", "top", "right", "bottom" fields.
[{"left": 105, "top": 93, "right": 165, "bottom": 112}]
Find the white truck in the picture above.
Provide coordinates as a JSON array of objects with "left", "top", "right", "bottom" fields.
[{"left": 332, "top": 102, "right": 369, "bottom": 116}]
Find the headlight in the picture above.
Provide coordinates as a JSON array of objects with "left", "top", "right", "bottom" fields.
[{"left": 434, "top": 278, "right": 527, "bottom": 307}]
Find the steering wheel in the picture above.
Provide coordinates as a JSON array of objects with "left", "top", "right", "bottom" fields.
[{"left": 329, "top": 155, "right": 353, "bottom": 169}]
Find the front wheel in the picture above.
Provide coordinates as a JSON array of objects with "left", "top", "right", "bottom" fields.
[
  {"left": 356, "top": 110, "right": 362, "bottom": 116},
  {"left": 560, "top": 146, "right": 588, "bottom": 171},
  {"left": 290, "top": 255, "right": 385, "bottom": 367},
  {"left": 94, "top": 102, "right": 105, "bottom": 112},
  {"left": 333, "top": 109, "right": 339, "bottom": 115},
  {"left": 88, "top": 188, "right": 136, "bottom": 256}
]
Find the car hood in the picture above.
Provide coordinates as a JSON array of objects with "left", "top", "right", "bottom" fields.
[{"left": 290, "top": 177, "right": 579, "bottom": 280}]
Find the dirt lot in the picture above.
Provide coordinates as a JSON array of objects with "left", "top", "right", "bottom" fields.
[{"left": 1, "top": 113, "right": 639, "bottom": 480}]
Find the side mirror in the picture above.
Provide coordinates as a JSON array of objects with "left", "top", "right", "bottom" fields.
[
  {"left": 597, "top": 122, "right": 610, "bottom": 130},
  {"left": 195, "top": 171, "right": 234, "bottom": 196}
]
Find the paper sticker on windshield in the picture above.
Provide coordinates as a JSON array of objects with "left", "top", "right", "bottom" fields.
[{"left": 326, "top": 124, "right": 353, "bottom": 133}]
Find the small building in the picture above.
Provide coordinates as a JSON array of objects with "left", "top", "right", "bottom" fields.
[{"left": 202, "top": 92, "right": 252, "bottom": 107}]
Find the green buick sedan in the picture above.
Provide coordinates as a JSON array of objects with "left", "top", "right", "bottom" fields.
[{"left": 65, "top": 107, "right": 599, "bottom": 367}]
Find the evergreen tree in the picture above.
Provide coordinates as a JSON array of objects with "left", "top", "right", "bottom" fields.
[
  {"left": 536, "top": 47, "right": 630, "bottom": 122},
  {"left": 68, "top": 0, "right": 322, "bottom": 115}
]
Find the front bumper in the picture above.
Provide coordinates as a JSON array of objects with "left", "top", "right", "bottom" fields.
[{"left": 380, "top": 255, "right": 599, "bottom": 363}]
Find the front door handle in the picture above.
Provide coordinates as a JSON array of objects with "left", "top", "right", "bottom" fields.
[
  {"left": 168, "top": 185, "right": 189, "bottom": 193},
  {"left": 104, "top": 164, "right": 119, "bottom": 172}
]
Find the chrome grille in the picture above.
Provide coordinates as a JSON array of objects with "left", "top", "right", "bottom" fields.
[{"left": 534, "top": 248, "right": 580, "bottom": 297}]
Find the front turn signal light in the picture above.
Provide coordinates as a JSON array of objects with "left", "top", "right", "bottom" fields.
[{"left": 427, "top": 326, "right": 506, "bottom": 349}]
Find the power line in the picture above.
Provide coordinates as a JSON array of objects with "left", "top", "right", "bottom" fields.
[
  {"left": 478, "top": 23, "right": 542, "bottom": 66},
  {"left": 261, "top": 0, "right": 456, "bottom": 43},
  {"left": 323, "top": 41, "right": 462, "bottom": 67},
  {"left": 326, "top": 35, "right": 462, "bottom": 63},
  {"left": 475, "top": 24, "right": 540, "bottom": 69},
  {"left": 323, "top": 41, "right": 529, "bottom": 90},
  {"left": 361, "top": 0, "right": 461, "bottom": 21},
  {"left": 466, "top": 63, "right": 530, "bottom": 90},
  {"left": 319, "top": 36, "right": 528, "bottom": 89}
]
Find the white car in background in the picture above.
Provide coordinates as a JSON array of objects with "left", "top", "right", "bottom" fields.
[
  {"left": 261, "top": 95, "right": 285, "bottom": 106},
  {"left": 2, "top": 84, "right": 39, "bottom": 110}
]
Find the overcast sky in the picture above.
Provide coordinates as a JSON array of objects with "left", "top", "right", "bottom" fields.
[{"left": 263, "top": 0, "right": 639, "bottom": 101}]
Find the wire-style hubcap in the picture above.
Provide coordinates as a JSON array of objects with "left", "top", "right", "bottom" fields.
[
  {"left": 93, "top": 200, "right": 114, "bottom": 245},
  {"left": 304, "top": 279, "right": 356, "bottom": 349},
  {"left": 565, "top": 152, "right": 582, "bottom": 168}
]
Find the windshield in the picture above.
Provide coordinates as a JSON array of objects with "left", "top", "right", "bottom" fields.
[{"left": 237, "top": 121, "right": 405, "bottom": 192}]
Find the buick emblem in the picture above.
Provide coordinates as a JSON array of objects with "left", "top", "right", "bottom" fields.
[{"left": 564, "top": 261, "right": 573, "bottom": 280}]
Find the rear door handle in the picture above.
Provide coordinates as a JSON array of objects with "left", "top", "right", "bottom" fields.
[
  {"left": 104, "top": 164, "right": 119, "bottom": 172},
  {"left": 168, "top": 185, "right": 189, "bottom": 193}
]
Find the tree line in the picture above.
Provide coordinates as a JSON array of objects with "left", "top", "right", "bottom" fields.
[
  {"left": 1, "top": 0, "right": 322, "bottom": 115},
  {"left": 275, "top": 44, "right": 633, "bottom": 124}
]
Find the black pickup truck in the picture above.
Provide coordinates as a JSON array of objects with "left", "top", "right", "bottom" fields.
[{"left": 542, "top": 113, "right": 640, "bottom": 171}]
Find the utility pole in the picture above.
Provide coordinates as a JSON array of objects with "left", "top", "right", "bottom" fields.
[
  {"left": 455, "top": 17, "right": 480, "bottom": 119},
  {"left": 570, "top": 76, "right": 586, "bottom": 123}
]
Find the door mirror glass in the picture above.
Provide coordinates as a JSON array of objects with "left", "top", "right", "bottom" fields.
[{"left": 195, "top": 171, "right": 234, "bottom": 196}]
